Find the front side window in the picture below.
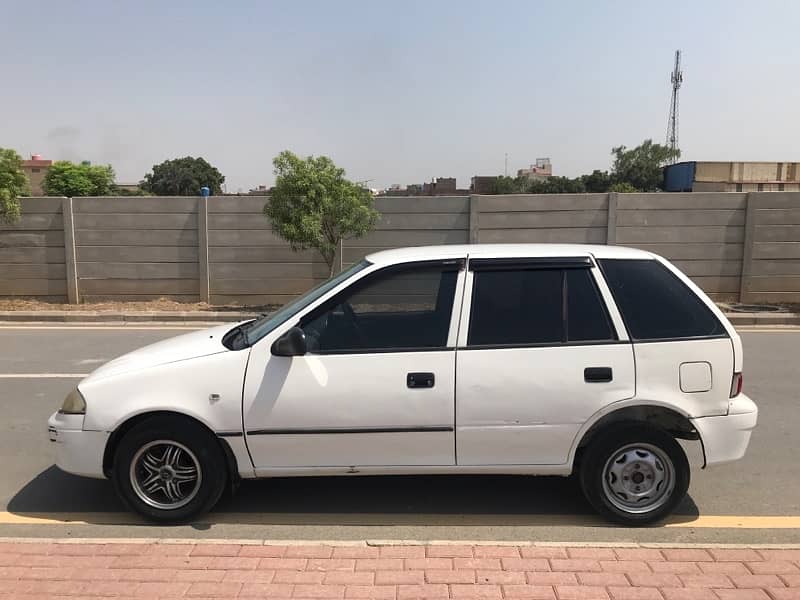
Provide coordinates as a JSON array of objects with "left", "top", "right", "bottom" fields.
[
  {"left": 244, "top": 260, "right": 370, "bottom": 344},
  {"left": 301, "top": 262, "right": 460, "bottom": 353},
  {"left": 598, "top": 258, "right": 726, "bottom": 341},
  {"left": 467, "top": 265, "right": 615, "bottom": 347}
]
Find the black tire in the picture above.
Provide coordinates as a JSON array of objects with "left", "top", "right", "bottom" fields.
[
  {"left": 579, "top": 423, "right": 690, "bottom": 526},
  {"left": 112, "top": 415, "right": 228, "bottom": 523}
]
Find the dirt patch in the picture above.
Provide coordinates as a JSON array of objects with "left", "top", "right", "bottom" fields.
[
  {"left": 2, "top": 298, "right": 797, "bottom": 315},
  {"left": 0, "top": 298, "right": 276, "bottom": 312}
]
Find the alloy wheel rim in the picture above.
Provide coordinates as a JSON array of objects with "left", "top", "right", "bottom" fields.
[
  {"left": 130, "top": 440, "right": 202, "bottom": 510},
  {"left": 601, "top": 442, "right": 675, "bottom": 514}
]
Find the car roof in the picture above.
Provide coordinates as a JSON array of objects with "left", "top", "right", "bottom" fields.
[{"left": 365, "top": 244, "right": 655, "bottom": 266}]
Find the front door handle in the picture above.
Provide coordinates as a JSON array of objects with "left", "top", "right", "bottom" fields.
[
  {"left": 407, "top": 372, "right": 435, "bottom": 388},
  {"left": 584, "top": 367, "right": 613, "bottom": 383}
]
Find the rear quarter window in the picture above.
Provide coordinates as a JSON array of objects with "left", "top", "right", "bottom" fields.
[{"left": 598, "top": 258, "right": 727, "bottom": 341}]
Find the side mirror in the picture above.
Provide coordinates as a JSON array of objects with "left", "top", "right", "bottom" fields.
[{"left": 271, "top": 326, "right": 307, "bottom": 357}]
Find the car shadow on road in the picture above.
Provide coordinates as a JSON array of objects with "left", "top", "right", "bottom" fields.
[{"left": 7, "top": 465, "right": 701, "bottom": 527}]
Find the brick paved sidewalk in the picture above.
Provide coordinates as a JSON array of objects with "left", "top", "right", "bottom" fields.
[{"left": 0, "top": 541, "right": 799, "bottom": 599}]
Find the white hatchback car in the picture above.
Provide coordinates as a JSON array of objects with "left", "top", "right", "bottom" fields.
[{"left": 48, "top": 244, "right": 757, "bottom": 525}]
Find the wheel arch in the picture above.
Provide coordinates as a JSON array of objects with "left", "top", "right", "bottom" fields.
[
  {"left": 102, "top": 410, "right": 239, "bottom": 485},
  {"left": 568, "top": 401, "right": 699, "bottom": 471}
]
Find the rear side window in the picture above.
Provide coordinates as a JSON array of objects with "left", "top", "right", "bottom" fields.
[
  {"left": 469, "top": 269, "right": 563, "bottom": 345},
  {"left": 598, "top": 259, "right": 726, "bottom": 341},
  {"left": 467, "top": 266, "right": 615, "bottom": 346}
]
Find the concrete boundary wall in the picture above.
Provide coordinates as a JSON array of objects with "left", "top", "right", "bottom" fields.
[
  {"left": 614, "top": 192, "right": 746, "bottom": 299},
  {"left": 2, "top": 192, "right": 799, "bottom": 304},
  {"left": 0, "top": 197, "right": 66, "bottom": 301},
  {"left": 207, "top": 195, "right": 327, "bottom": 306},
  {"left": 72, "top": 196, "right": 201, "bottom": 302},
  {"left": 744, "top": 192, "right": 800, "bottom": 303}
]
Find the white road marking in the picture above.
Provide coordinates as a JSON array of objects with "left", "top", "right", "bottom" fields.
[
  {"left": 0, "top": 374, "right": 89, "bottom": 379},
  {"left": 0, "top": 325, "right": 208, "bottom": 331}
]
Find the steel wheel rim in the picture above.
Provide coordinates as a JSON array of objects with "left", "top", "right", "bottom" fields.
[
  {"left": 130, "top": 440, "right": 202, "bottom": 510},
  {"left": 601, "top": 442, "right": 675, "bottom": 514}
]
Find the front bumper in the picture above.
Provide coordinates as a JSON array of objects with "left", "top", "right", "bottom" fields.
[
  {"left": 691, "top": 394, "right": 758, "bottom": 467},
  {"left": 48, "top": 412, "right": 109, "bottom": 479}
]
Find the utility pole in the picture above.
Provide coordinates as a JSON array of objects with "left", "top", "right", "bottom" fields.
[
  {"left": 666, "top": 50, "right": 683, "bottom": 161},
  {"left": 504, "top": 153, "right": 508, "bottom": 177}
]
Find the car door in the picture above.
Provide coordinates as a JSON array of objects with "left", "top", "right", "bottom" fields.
[
  {"left": 455, "top": 257, "right": 636, "bottom": 466},
  {"left": 242, "top": 259, "right": 465, "bottom": 472}
]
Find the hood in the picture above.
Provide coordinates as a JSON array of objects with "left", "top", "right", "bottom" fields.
[{"left": 83, "top": 322, "right": 240, "bottom": 382}]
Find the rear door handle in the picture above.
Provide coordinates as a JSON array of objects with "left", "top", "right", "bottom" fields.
[
  {"left": 407, "top": 372, "right": 435, "bottom": 388},
  {"left": 584, "top": 367, "right": 613, "bottom": 383}
]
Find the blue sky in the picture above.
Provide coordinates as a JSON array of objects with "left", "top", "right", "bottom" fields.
[{"left": 3, "top": 1, "right": 800, "bottom": 191}]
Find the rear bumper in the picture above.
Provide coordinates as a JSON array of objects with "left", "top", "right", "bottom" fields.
[
  {"left": 691, "top": 394, "right": 758, "bottom": 467},
  {"left": 48, "top": 412, "right": 108, "bottom": 479}
]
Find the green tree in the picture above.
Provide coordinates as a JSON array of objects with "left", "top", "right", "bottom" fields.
[
  {"left": 528, "top": 175, "right": 587, "bottom": 194},
  {"left": 482, "top": 139, "right": 680, "bottom": 196},
  {"left": 266, "top": 151, "right": 378, "bottom": 277},
  {"left": 141, "top": 156, "right": 225, "bottom": 195},
  {"left": 580, "top": 169, "right": 613, "bottom": 193},
  {"left": 491, "top": 175, "right": 588, "bottom": 195},
  {"left": 491, "top": 175, "right": 528, "bottom": 194},
  {"left": 111, "top": 185, "right": 148, "bottom": 196},
  {"left": 0, "top": 148, "right": 28, "bottom": 224},
  {"left": 42, "top": 161, "right": 115, "bottom": 196},
  {"left": 610, "top": 139, "right": 680, "bottom": 192},
  {"left": 609, "top": 181, "right": 639, "bottom": 193}
]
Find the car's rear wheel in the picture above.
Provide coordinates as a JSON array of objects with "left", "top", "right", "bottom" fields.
[
  {"left": 579, "top": 423, "right": 690, "bottom": 526},
  {"left": 112, "top": 416, "right": 227, "bottom": 523}
]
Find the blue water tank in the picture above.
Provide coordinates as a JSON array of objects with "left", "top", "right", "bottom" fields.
[{"left": 663, "top": 162, "right": 696, "bottom": 192}]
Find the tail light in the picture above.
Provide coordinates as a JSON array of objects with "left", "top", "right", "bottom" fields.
[{"left": 730, "top": 372, "right": 743, "bottom": 398}]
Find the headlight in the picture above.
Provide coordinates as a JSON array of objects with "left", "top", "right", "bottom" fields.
[{"left": 59, "top": 388, "right": 86, "bottom": 415}]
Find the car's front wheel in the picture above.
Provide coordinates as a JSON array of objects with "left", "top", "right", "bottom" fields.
[
  {"left": 579, "top": 423, "right": 690, "bottom": 526},
  {"left": 112, "top": 416, "right": 228, "bottom": 523}
]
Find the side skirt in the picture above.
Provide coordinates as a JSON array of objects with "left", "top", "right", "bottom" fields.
[{"left": 251, "top": 464, "right": 573, "bottom": 478}]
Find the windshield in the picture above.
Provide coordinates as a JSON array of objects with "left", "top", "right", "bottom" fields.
[{"left": 244, "top": 260, "right": 370, "bottom": 345}]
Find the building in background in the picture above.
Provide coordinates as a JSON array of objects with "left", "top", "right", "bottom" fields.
[
  {"left": 422, "top": 177, "right": 457, "bottom": 195},
  {"left": 21, "top": 154, "right": 53, "bottom": 196},
  {"left": 517, "top": 158, "right": 552, "bottom": 181},
  {"left": 470, "top": 176, "right": 499, "bottom": 194},
  {"left": 114, "top": 182, "right": 142, "bottom": 194},
  {"left": 664, "top": 161, "right": 800, "bottom": 192},
  {"left": 380, "top": 177, "right": 469, "bottom": 196}
]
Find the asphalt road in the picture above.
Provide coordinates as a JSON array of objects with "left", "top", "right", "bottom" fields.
[{"left": 0, "top": 324, "right": 798, "bottom": 543}]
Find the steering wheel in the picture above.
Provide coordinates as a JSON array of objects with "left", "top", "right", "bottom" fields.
[{"left": 341, "top": 303, "right": 369, "bottom": 346}]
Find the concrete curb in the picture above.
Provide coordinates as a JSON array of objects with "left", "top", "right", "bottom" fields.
[
  {"left": 1, "top": 310, "right": 799, "bottom": 326},
  {"left": 725, "top": 311, "right": 800, "bottom": 326},
  {"left": 2, "top": 537, "right": 800, "bottom": 549}
]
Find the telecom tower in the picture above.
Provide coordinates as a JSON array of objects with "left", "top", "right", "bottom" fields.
[{"left": 666, "top": 50, "right": 683, "bottom": 162}]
